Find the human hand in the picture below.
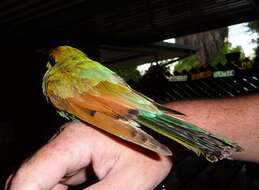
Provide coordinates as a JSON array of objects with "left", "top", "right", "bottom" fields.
[{"left": 6, "top": 121, "right": 172, "bottom": 190}]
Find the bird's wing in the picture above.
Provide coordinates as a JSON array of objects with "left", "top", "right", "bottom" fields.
[
  {"left": 47, "top": 58, "right": 182, "bottom": 116},
  {"left": 47, "top": 89, "right": 172, "bottom": 155},
  {"left": 64, "top": 94, "right": 172, "bottom": 155},
  {"left": 53, "top": 59, "right": 161, "bottom": 115}
]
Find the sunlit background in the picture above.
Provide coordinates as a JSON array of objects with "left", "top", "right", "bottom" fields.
[{"left": 137, "top": 22, "right": 259, "bottom": 74}]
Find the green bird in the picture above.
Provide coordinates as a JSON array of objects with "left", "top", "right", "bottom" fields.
[{"left": 42, "top": 45, "right": 241, "bottom": 162}]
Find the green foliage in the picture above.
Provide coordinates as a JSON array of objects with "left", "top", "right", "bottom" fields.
[
  {"left": 247, "top": 20, "right": 259, "bottom": 34},
  {"left": 112, "top": 67, "right": 141, "bottom": 82},
  {"left": 247, "top": 20, "right": 259, "bottom": 46},
  {"left": 173, "top": 43, "right": 246, "bottom": 73},
  {"left": 228, "top": 45, "right": 245, "bottom": 60},
  {"left": 209, "top": 43, "right": 245, "bottom": 66},
  {"left": 209, "top": 44, "right": 228, "bottom": 66},
  {"left": 174, "top": 55, "right": 199, "bottom": 72}
]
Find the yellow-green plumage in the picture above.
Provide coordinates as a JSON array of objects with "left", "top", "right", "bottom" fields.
[{"left": 43, "top": 45, "right": 241, "bottom": 162}]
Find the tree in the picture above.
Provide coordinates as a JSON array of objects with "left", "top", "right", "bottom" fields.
[
  {"left": 176, "top": 28, "right": 228, "bottom": 66},
  {"left": 247, "top": 20, "right": 259, "bottom": 45},
  {"left": 247, "top": 20, "right": 259, "bottom": 34}
]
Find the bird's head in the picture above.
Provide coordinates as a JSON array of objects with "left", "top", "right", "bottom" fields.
[
  {"left": 47, "top": 45, "right": 87, "bottom": 69},
  {"left": 43, "top": 46, "right": 87, "bottom": 100}
]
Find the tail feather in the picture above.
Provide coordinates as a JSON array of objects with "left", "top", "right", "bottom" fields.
[{"left": 136, "top": 112, "right": 241, "bottom": 162}]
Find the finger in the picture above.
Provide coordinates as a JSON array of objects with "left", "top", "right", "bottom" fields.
[
  {"left": 4, "top": 174, "right": 13, "bottom": 190},
  {"left": 61, "top": 167, "right": 88, "bottom": 186},
  {"left": 51, "top": 184, "right": 68, "bottom": 190},
  {"left": 9, "top": 122, "right": 92, "bottom": 190},
  {"left": 85, "top": 152, "right": 172, "bottom": 190},
  {"left": 84, "top": 167, "right": 165, "bottom": 190}
]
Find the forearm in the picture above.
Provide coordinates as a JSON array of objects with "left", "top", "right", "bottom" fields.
[{"left": 168, "top": 93, "right": 259, "bottom": 163}]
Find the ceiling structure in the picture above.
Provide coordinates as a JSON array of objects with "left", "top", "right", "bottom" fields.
[
  {"left": 0, "top": 0, "right": 258, "bottom": 67},
  {"left": 0, "top": 0, "right": 258, "bottom": 47},
  {"left": 99, "top": 42, "right": 196, "bottom": 68}
]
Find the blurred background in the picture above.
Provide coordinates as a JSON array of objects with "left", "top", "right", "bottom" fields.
[{"left": 0, "top": 0, "right": 259, "bottom": 189}]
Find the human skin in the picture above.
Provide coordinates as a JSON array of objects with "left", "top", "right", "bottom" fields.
[
  {"left": 168, "top": 93, "right": 259, "bottom": 162},
  {"left": 6, "top": 94, "right": 259, "bottom": 189},
  {"left": 6, "top": 122, "right": 172, "bottom": 190}
]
